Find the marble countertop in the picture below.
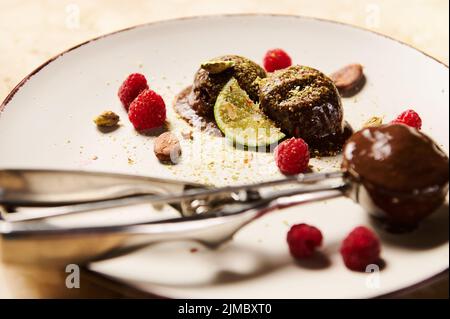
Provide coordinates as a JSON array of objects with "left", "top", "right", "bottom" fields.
[{"left": 0, "top": 0, "right": 448, "bottom": 298}]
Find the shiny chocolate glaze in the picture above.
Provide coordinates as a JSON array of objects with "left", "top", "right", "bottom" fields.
[{"left": 342, "top": 124, "right": 449, "bottom": 230}]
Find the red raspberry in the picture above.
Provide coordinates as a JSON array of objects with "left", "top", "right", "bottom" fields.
[
  {"left": 274, "top": 138, "right": 310, "bottom": 175},
  {"left": 263, "top": 49, "right": 292, "bottom": 72},
  {"left": 118, "top": 73, "right": 149, "bottom": 110},
  {"left": 128, "top": 89, "right": 166, "bottom": 131},
  {"left": 340, "top": 226, "right": 381, "bottom": 272},
  {"left": 391, "top": 109, "right": 422, "bottom": 129},
  {"left": 287, "top": 223, "right": 323, "bottom": 259}
]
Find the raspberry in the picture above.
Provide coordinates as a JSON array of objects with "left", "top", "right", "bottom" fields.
[
  {"left": 128, "top": 89, "right": 166, "bottom": 131},
  {"left": 391, "top": 109, "right": 422, "bottom": 129},
  {"left": 340, "top": 226, "right": 381, "bottom": 272},
  {"left": 274, "top": 138, "right": 310, "bottom": 175},
  {"left": 287, "top": 223, "right": 323, "bottom": 259},
  {"left": 263, "top": 49, "right": 292, "bottom": 72},
  {"left": 118, "top": 73, "right": 149, "bottom": 110}
]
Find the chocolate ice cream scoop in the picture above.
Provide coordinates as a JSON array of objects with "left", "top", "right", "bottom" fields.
[{"left": 342, "top": 124, "right": 449, "bottom": 230}]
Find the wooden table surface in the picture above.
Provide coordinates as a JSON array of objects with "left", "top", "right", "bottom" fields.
[{"left": 0, "top": 0, "right": 448, "bottom": 298}]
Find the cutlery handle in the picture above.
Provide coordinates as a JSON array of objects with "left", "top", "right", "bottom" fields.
[{"left": 0, "top": 169, "right": 197, "bottom": 206}]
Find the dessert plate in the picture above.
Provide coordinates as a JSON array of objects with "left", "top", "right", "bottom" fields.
[{"left": 0, "top": 14, "right": 448, "bottom": 298}]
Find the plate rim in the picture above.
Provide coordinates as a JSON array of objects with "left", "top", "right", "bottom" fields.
[{"left": 1, "top": 13, "right": 448, "bottom": 298}]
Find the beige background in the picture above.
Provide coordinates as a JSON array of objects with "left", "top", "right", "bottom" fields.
[{"left": 0, "top": 0, "right": 448, "bottom": 298}]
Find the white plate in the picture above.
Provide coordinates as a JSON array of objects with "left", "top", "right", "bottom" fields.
[{"left": 0, "top": 14, "right": 448, "bottom": 298}]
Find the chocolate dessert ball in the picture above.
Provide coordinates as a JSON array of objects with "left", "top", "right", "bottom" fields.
[
  {"left": 259, "top": 65, "right": 346, "bottom": 154},
  {"left": 342, "top": 124, "right": 449, "bottom": 230},
  {"left": 188, "top": 55, "right": 266, "bottom": 118}
]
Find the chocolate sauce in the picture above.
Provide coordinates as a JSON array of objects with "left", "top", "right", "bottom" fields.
[
  {"left": 308, "top": 122, "right": 353, "bottom": 157},
  {"left": 173, "top": 86, "right": 223, "bottom": 137},
  {"left": 342, "top": 124, "right": 449, "bottom": 229}
]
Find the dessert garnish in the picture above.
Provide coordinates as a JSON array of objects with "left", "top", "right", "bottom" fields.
[
  {"left": 154, "top": 132, "right": 181, "bottom": 163},
  {"left": 330, "top": 64, "right": 365, "bottom": 97},
  {"left": 274, "top": 137, "right": 310, "bottom": 175},
  {"left": 93, "top": 110, "right": 120, "bottom": 127},
  {"left": 263, "top": 48, "right": 292, "bottom": 72},
  {"left": 128, "top": 89, "right": 166, "bottom": 130},
  {"left": 342, "top": 124, "right": 449, "bottom": 229},
  {"left": 118, "top": 73, "right": 149, "bottom": 110},
  {"left": 200, "top": 60, "right": 235, "bottom": 74},
  {"left": 214, "top": 78, "right": 285, "bottom": 147},
  {"left": 287, "top": 223, "right": 323, "bottom": 259},
  {"left": 363, "top": 116, "right": 383, "bottom": 128},
  {"left": 391, "top": 109, "right": 422, "bottom": 129},
  {"left": 340, "top": 226, "right": 381, "bottom": 271}
]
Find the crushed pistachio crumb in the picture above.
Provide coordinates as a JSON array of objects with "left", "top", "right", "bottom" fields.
[
  {"left": 201, "top": 60, "right": 235, "bottom": 74},
  {"left": 363, "top": 116, "right": 383, "bottom": 128}
]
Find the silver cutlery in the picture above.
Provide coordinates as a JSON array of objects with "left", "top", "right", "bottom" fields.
[{"left": 0, "top": 168, "right": 445, "bottom": 265}]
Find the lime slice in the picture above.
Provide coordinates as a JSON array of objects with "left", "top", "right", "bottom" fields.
[{"left": 214, "top": 78, "right": 285, "bottom": 147}]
